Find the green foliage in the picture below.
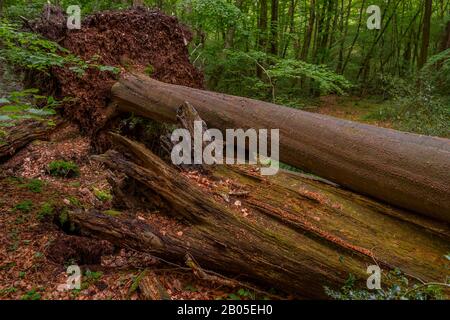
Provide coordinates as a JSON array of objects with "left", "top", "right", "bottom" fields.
[
  {"left": 0, "top": 287, "right": 18, "bottom": 297},
  {"left": 2, "top": 0, "right": 47, "bottom": 20},
  {"left": 47, "top": 160, "right": 80, "bottom": 178},
  {"left": 184, "top": 284, "right": 198, "bottom": 292},
  {"left": 59, "top": 209, "right": 69, "bottom": 226},
  {"left": 366, "top": 75, "right": 450, "bottom": 137},
  {"left": 223, "top": 288, "right": 256, "bottom": 300},
  {"left": 14, "top": 200, "right": 33, "bottom": 213},
  {"left": 21, "top": 178, "right": 44, "bottom": 193},
  {"left": 180, "top": 0, "right": 242, "bottom": 32},
  {"left": 93, "top": 188, "right": 112, "bottom": 202},
  {"left": 421, "top": 48, "right": 450, "bottom": 92},
  {"left": 270, "top": 59, "right": 353, "bottom": 95},
  {"left": 21, "top": 288, "right": 42, "bottom": 300},
  {"left": 103, "top": 209, "right": 121, "bottom": 217},
  {"left": 85, "top": 269, "right": 103, "bottom": 281},
  {"left": 144, "top": 64, "right": 154, "bottom": 76},
  {"left": 73, "top": 269, "right": 103, "bottom": 292},
  {"left": 203, "top": 49, "right": 352, "bottom": 101},
  {"left": 96, "top": 65, "right": 120, "bottom": 74},
  {"left": 0, "top": 22, "right": 119, "bottom": 75},
  {"left": 325, "top": 269, "right": 447, "bottom": 300},
  {"left": 68, "top": 196, "right": 82, "bottom": 207},
  {"left": 0, "top": 88, "right": 59, "bottom": 127},
  {"left": 128, "top": 270, "right": 147, "bottom": 296},
  {"left": 0, "top": 22, "right": 88, "bottom": 73},
  {"left": 236, "top": 288, "right": 255, "bottom": 299},
  {"left": 37, "top": 202, "right": 54, "bottom": 221}
]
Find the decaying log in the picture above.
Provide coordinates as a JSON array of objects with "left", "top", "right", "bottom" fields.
[
  {"left": 67, "top": 133, "right": 450, "bottom": 298},
  {"left": 0, "top": 120, "right": 56, "bottom": 162},
  {"left": 111, "top": 73, "right": 450, "bottom": 223},
  {"left": 160, "top": 101, "right": 209, "bottom": 171},
  {"left": 138, "top": 271, "right": 170, "bottom": 300}
]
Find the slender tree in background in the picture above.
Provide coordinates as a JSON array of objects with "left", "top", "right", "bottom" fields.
[
  {"left": 270, "top": 0, "right": 279, "bottom": 55},
  {"left": 336, "top": 0, "right": 352, "bottom": 74},
  {"left": 257, "top": 0, "right": 269, "bottom": 78},
  {"left": 418, "top": 0, "right": 433, "bottom": 68},
  {"left": 440, "top": 20, "right": 450, "bottom": 50},
  {"left": 300, "top": 0, "right": 315, "bottom": 61},
  {"left": 258, "top": 0, "right": 268, "bottom": 51},
  {"left": 341, "top": 0, "right": 366, "bottom": 74}
]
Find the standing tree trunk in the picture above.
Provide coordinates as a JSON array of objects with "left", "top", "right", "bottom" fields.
[
  {"left": 270, "top": 0, "right": 279, "bottom": 55},
  {"left": 418, "top": 0, "right": 433, "bottom": 68},
  {"left": 336, "top": 0, "right": 352, "bottom": 73},
  {"left": 299, "top": 0, "right": 315, "bottom": 61},
  {"left": 439, "top": 20, "right": 450, "bottom": 51},
  {"left": 257, "top": 0, "right": 269, "bottom": 78},
  {"left": 282, "top": 0, "right": 297, "bottom": 58},
  {"left": 342, "top": 0, "right": 366, "bottom": 74}
]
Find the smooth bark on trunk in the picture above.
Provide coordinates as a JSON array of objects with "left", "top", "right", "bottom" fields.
[
  {"left": 110, "top": 73, "right": 450, "bottom": 223},
  {"left": 68, "top": 133, "right": 449, "bottom": 298}
]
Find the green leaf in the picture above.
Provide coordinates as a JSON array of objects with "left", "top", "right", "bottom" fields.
[
  {"left": 227, "top": 293, "right": 241, "bottom": 300},
  {"left": 0, "top": 115, "right": 12, "bottom": 121},
  {"left": 97, "top": 65, "right": 120, "bottom": 74},
  {"left": 26, "top": 108, "right": 56, "bottom": 116},
  {"left": 0, "top": 104, "right": 28, "bottom": 113}
]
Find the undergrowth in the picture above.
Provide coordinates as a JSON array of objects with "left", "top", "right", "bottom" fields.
[
  {"left": 325, "top": 263, "right": 450, "bottom": 300},
  {"left": 47, "top": 160, "right": 80, "bottom": 178}
]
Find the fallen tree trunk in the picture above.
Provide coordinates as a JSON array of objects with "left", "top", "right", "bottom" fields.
[
  {"left": 111, "top": 73, "right": 450, "bottom": 223},
  {"left": 0, "top": 120, "right": 56, "bottom": 162},
  {"left": 68, "top": 133, "right": 450, "bottom": 298}
]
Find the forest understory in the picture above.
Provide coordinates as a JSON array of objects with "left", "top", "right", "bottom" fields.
[{"left": 0, "top": 2, "right": 449, "bottom": 301}]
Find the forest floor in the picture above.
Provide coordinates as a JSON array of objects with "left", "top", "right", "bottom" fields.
[
  {"left": 314, "top": 95, "right": 393, "bottom": 129},
  {"left": 0, "top": 122, "right": 262, "bottom": 300}
]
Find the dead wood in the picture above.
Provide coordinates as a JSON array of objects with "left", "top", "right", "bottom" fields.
[
  {"left": 111, "top": 73, "right": 450, "bottom": 223},
  {"left": 64, "top": 133, "right": 450, "bottom": 298}
]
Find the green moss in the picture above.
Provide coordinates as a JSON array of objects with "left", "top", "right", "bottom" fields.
[
  {"left": 47, "top": 160, "right": 80, "bottom": 178},
  {"left": 21, "top": 288, "right": 41, "bottom": 300},
  {"left": 14, "top": 200, "right": 33, "bottom": 213},
  {"left": 68, "top": 196, "right": 81, "bottom": 207},
  {"left": 21, "top": 179, "right": 44, "bottom": 193},
  {"left": 93, "top": 188, "right": 112, "bottom": 202},
  {"left": 103, "top": 209, "right": 121, "bottom": 217},
  {"left": 325, "top": 269, "right": 447, "bottom": 300},
  {"left": 59, "top": 209, "right": 68, "bottom": 226},
  {"left": 37, "top": 202, "right": 53, "bottom": 221},
  {"left": 68, "top": 181, "right": 81, "bottom": 188},
  {"left": 144, "top": 64, "right": 154, "bottom": 76}
]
